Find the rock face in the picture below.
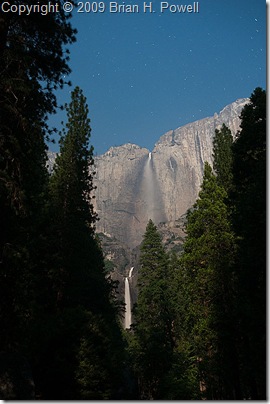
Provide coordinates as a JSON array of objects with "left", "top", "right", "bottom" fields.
[
  {"left": 93, "top": 143, "right": 167, "bottom": 249},
  {"left": 93, "top": 98, "right": 248, "bottom": 248},
  {"left": 46, "top": 151, "right": 58, "bottom": 173}
]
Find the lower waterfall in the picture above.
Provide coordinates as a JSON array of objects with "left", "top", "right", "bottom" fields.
[{"left": 124, "top": 277, "right": 132, "bottom": 329}]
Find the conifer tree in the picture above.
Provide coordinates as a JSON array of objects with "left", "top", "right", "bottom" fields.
[
  {"left": 31, "top": 87, "right": 124, "bottom": 399},
  {"left": 212, "top": 123, "right": 233, "bottom": 193},
  {"left": 0, "top": 0, "right": 76, "bottom": 218},
  {"left": 160, "top": 252, "right": 201, "bottom": 400},
  {"left": 0, "top": 0, "right": 76, "bottom": 355},
  {"left": 47, "top": 86, "right": 104, "bottom": 310},
  {"left": 51, "top": 86, "right": 97, "bottom": 229},
  {"left": 180, "top": 162, "right": 239, "bottom": 399},
  {"left": 131, "top": 220, "right": 174, "bottom": 399},
  {"left": 231, "top": 87, "right": 266, "bottom": 399}
]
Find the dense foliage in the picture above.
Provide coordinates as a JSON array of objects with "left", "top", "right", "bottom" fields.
[
  {"left": 231, "top": 87, "right": 266, "bottom": 399},
  {"left": 0, "top": 0, "right": 76, "bottom": 354},
  {"left": 177, "top": 163, "right": 240, "bottom": 399},
  {"left": 130, "top": 220, "right": 174, "bottom": 399},
  {"left": 212, "top": 123, "right": 233, "bottom": 193}
]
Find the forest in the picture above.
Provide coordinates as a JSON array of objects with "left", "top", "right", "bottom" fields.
[{"left": 0, "top": 2, "right": 266, "bottom": 400}]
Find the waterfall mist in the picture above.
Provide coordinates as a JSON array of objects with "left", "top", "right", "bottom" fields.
[{"left": 141, "top": 152, "right": 166, "bottom": 224}]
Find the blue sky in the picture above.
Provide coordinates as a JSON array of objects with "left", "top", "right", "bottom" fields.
[{"left": 48, "top": 0, "right": 266, "bottom": 155}]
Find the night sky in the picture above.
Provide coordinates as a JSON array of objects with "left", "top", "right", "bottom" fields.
[{"left": 48, "top": 0, "right": 266, "bottom": 155}]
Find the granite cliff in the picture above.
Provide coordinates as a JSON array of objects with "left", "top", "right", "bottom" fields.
[
  {"left": 93, "top": 98, "right": 248, "bottom": 249},
  {"left": 47, "top": 98, "right": 249, "bottom": 316}
]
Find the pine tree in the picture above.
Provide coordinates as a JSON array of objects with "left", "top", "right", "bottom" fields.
[
  {"left": 179, "top": 162, "right": 239, "bottom": 399},
  {"left": 131, "top": 220, "right": 174, "bottom": 399},
  {"left": 0, "top": 1, "right": 76, "bottom": 355},
  {"left": 160, "top": 252, "right": 201, "bottom": 400},
  {"left": 212, "top": 123, "right": 233, "bottom": 193},
  {"left": 31, "top": 87, "right": 125, "bottom": 399},
  {"left": 47, "top": 86, "right": 100, "bottom": 309},
  {"left": 0, "top": 0, "right": 76, "bottom": 217},
  {"left": 51, "top": 86, "right": 97, "bottom": 228},
  {"left": 231, "top": 87, "right": 266, "bottom": 399}
]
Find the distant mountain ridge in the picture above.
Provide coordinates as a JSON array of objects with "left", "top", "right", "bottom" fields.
[{"left": 92, "top": 98, "right": 248, "bottom": 248}]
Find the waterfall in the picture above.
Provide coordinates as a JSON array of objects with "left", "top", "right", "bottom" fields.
[
  {"left": 129, "top": 267, "right": 134, "bottom": 278},
  {"left": 124, "top": 267, "right": 134, "bottom": 329},
  {"left": 140, "top": 150, "right": 166, "bottom": 226},
  {"left": 124, "top": 277, "right": 132, "bottom": 329},
  {"left": 143, "top": 152, "right": 155, "bottom": 221}
]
